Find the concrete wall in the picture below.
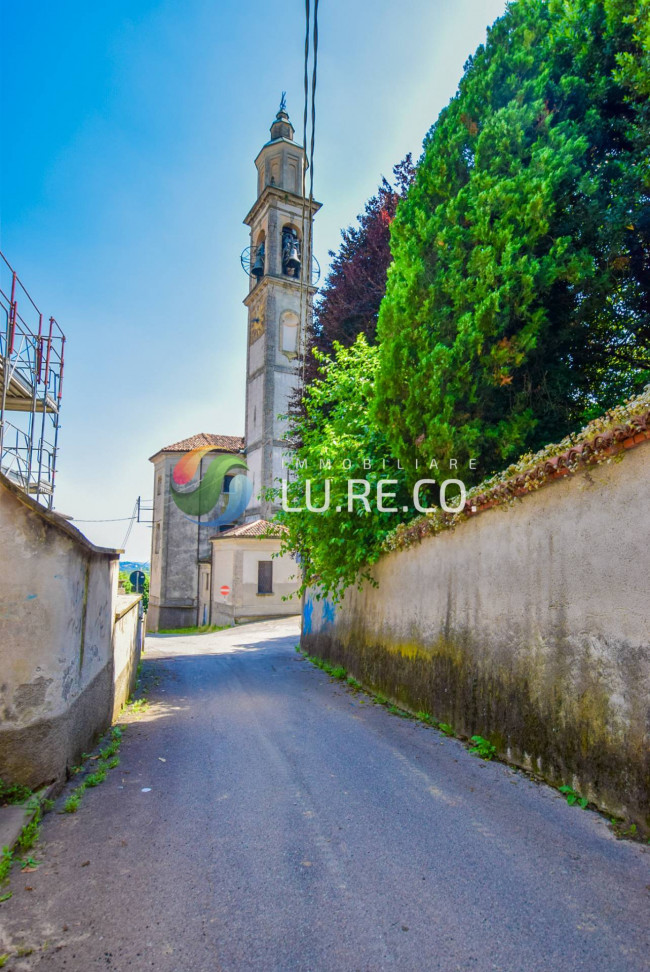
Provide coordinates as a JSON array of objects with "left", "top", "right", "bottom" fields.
[
  {"left": 148, "top": 452, "right": 219, "bottom": 631},
  {"left": 112, "top": 594, "right": 143, "bottom": 720},
  {"left": 0, "top": 473, "right": 141, "bottom": 788},
  {"left": 211, "top": 538, "right": 300, "bottom": 626},
  {"left": 303, "top": 443, "right": 650, "bottom": 833}
]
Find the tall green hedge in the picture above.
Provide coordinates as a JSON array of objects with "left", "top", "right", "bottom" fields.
[{"left": 376, "top": 0, "right": 650, "bottom": 484}]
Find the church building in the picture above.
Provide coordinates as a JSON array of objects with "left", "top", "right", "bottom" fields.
[{"left": 147, "top": 102, "right": 321, "bottom": 631}]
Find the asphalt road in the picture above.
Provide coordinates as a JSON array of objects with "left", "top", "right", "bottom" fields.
[{"left": 1, "top": 617, "right": 648, "bottom": 972}]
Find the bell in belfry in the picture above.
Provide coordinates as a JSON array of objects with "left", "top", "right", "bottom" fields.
[
  {"left": 285, "top": 243, "right": 301, "bottom": 276},
  {"left": 251, "top": 242, "right": 265, "bottom": 278},
  {"left": 282, "top": 228, "right": 301, "bottom": 277}
]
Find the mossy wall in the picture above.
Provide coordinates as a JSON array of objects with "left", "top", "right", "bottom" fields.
[{"left": 302, "top": 444, "right": 650, "bottom": 834}]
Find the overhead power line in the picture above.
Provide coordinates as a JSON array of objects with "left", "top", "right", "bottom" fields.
[{"left": 300, "top": 0, "right": 319, "bottom": 391}]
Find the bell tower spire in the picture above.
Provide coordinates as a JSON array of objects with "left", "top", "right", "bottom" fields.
[{"left": 242, "top": 101, "right": 321, "bottom": 520}]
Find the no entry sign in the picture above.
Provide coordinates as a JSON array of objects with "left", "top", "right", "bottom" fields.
[{"left": 220, "top": 585, "right": 230, "bottom": 597}]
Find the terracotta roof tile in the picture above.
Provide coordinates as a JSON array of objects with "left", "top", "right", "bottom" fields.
[
  {"left": 387, "top": 394, "right": 650, "bottom": 553},
  {"left": 469, "top": 407, "right": 650, "bottom": 511},
  {"left": 149, "top": 432, "right": 244, "bottom": 462},
  {"left": 212, "top": 518, "right": 288, "bottom": 540}
]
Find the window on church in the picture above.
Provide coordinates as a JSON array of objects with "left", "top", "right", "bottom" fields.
[
  {"left": 154, "top": 523, "right": 160, "bottom": 554},
  {"left": 156, "top": 475, "right": 162, "bottom": 496},
  {"left": 257, "top": 560, "right": 273, "bottom": 595}
]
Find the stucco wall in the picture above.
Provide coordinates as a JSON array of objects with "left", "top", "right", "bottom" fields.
[
  {"left": 0, "top": 474, "right": 139, "bottom": 788},
  {"left": 112, "top": 594, "right": 143, "bottom": 720},
  {"left": 211, "top": 539, "right": 300, "bottom": 625},
  {"left": 303, "top": 443, "right": 650, "bottom": 833}
]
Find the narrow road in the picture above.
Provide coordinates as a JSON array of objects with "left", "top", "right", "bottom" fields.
[{"left": 1, "top": 618, "right": 648, "bottom": 971}]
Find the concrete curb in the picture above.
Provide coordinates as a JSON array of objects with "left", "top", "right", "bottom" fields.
[{"left": 0, "top": 786, "right": 56, "bottom": 854}]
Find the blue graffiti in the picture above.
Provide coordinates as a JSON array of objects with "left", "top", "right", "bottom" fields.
[
  {"left": 303, "top": 598, "right": 313, "bottom": 635},
  {"left": 323, "top": 600, "right": 336, "bottom": 627}
]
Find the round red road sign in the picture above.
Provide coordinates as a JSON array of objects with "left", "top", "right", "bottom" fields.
[{"left": 220, "top": 585, "right": 230, "bottom": 597}]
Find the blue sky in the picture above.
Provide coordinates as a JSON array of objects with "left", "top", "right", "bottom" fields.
[{"left": 1, "top": 0, "right": 506, "bottom": 560}]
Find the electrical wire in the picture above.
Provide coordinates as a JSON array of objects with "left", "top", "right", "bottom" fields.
[
  {"left": 73, "top": 516, "right": 137, "bottom": 523},
  {"left": 299, "top": 0, "right": 311, "bottom": 388},
  {"left": 309, "top": 0, "right": 318, "bottom": 207},
  {"left": 120, "top": 498, "right": 139, "bottom": 550},
  {"left": 299, "top": 0, "right": 319, "bottom": 392}
]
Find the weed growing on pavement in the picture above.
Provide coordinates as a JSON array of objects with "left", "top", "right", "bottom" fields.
[
  {"left": 0, "top": 780, "right": 33, "bottom": 805},
  {"left": 0, "top": 953, "right": 10, "bottom": 967},
  {"left": 559, "top": 785, "right": 588, "bottom": 809},
  {"left": 61, "top": 726, "right": 125, "bottom": 814},
  {"left": 0, "top": 847, "right": 12, "bottom": 884},
  {"left": 609, "top": 818, "right": 639, "bottom": 840},
  {"left": 99, "top": 737, "right": 120, "bottom": 760},
  {"left": 300, "top": 651, "right": 348, "bottom": 681},
  {"left": 438, "top": 723, "right": 454, "bottom": 736},
  {"left": 347, "top": 676, "right": 362, "bottom": 690},
  {"left": 469, "top": 736, "right": 497, "bottom": 760},
  {"left": 17, "top": 815, "right": 40, "bottom": 852},
  {"left": 63, "top": 791, "right": 82, "bottom": 814},
  {"left": 84, "top": 766, "right": 108, "bottom": 788}
]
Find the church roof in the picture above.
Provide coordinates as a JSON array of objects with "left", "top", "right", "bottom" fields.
[
  {"left": 149, "top": 432, "right": 244, "bottom": 462},
  {"left": 211, "top": 518, "right": 288, "bottom": 540}
]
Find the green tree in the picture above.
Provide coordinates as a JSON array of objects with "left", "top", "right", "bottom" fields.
[
  {"left": 274, "top": 336, "right": 410, "bottom": 598},
  {"left": 376, "top": 0, "right": 650, "bottom": 484}
]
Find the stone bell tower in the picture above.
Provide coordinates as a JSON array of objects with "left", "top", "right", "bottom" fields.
[{"left": 243, "top": 99, "right": 321, "bottom": 520}]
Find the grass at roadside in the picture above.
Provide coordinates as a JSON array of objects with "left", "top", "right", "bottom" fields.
[
  {"left": 156, "top": 624, "right": 228, "bottom": 635},
  {"left": 294, "top": 644, "right": 647, "bottom": 844},
  {"left": 63, "top": 725, "right": 125, "bottom": 814}
]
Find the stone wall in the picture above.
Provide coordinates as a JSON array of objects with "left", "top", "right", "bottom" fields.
[
  {"left": 0, "top": 473, "right": 141, "bottom": 788},
  {"left": 303, "top": 442, "right": 650, "bottom": 833}
]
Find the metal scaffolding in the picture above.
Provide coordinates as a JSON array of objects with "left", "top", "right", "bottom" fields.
[{"left": 0, "top": 250, "right": 65, "bottom": 508}]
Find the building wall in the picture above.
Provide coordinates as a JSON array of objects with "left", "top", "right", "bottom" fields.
[
  {"left": 148, "top": 452, "right": 227, "bottom": 631},
  {"left": 0, "top": 474, "right": 141, "bottom": 788},
  {"left": 211, "top": 539, "right": 300, "bottom": 626},
  {"left": 303, "top": 443, "right": 650, "bottom": 834},
  {"left": 197, "top": 563, "right": 211, "bottom": 628}
]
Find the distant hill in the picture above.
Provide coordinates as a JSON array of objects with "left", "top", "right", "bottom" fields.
[{"left": 119, "top": 561, "right": 150, "bottom": 574}]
